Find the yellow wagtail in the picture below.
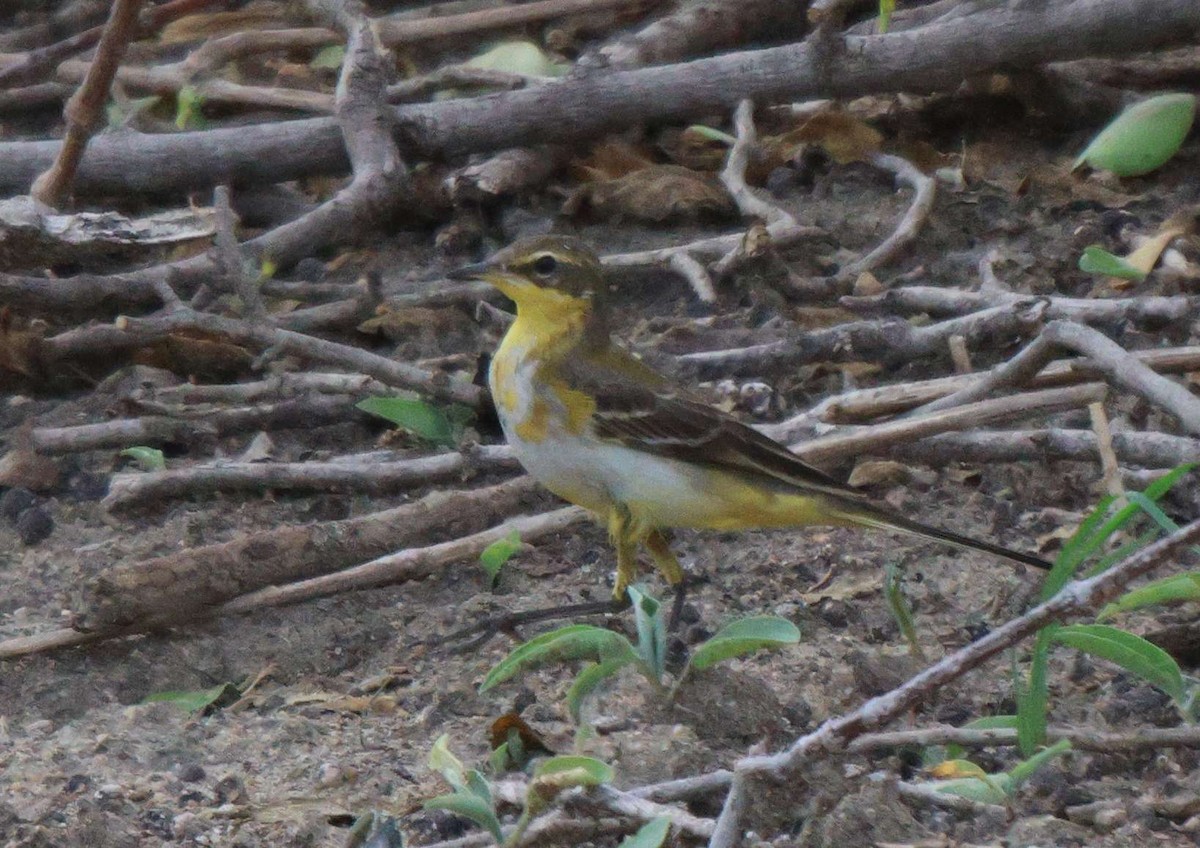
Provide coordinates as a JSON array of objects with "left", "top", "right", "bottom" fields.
[{"left": 454, "top": 235, "right": 1049, "bottom": 603}]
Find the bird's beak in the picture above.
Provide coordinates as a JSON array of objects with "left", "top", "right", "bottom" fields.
[{"left": 447, "top": 260, "right": 491, "bottom": 282}]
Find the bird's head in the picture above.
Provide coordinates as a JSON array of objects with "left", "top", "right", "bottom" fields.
[{"left": 451, "top": 235, "right": 605, "bottom": 314}]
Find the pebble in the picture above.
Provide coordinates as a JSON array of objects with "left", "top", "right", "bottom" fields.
[
  {"left": 17, "top": 504, "right": 54, "bottom": 545},
  {"left": 176, "top": 763, "right": 206, "bottom": 783},
  {"left": 0, "top": 487, "right": 36, "bottom": 522}
]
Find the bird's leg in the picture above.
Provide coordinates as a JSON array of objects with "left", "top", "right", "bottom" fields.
[
  {"left": 609, "top": 504, "right": 641, "bottom": 602},
  {"left": 645, "top": 530, "right": 688, "bottom": 633}
]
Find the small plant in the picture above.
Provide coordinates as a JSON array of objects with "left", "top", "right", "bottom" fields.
[
  {"left": 423, "top": 735, "right": 613, "bottom": 846},
  {"left": 356, "top": 396, "right": 472, "bottom": 447},
  {"left": 924, "top": 739, "right": 1072, "bottom": 806},
  {"left": 884, "top": 562, "right": 924, "bottom": 659},
  {"left": 120, "top": 446, "right": 166, "bottom": 472},
  {"left": 175, "top": 84, "right": 206, "bottom": 130},
  {"left": 480, "top": 587, "right": 800, "bottom": 724},
  {"left": 480, "top": 530, "right": 522, "bottom": 589},
  {"left": 1016, "top": 465, "right": 1198, "bottom": 754}
]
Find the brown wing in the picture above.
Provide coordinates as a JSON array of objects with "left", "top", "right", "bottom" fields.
[{"left": 558, "top": 346, "right": 869, "bottom": 503}]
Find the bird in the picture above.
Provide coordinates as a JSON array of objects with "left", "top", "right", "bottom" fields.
[{"left": 453, "top": 234, "right": 1050, "bottom": 606}]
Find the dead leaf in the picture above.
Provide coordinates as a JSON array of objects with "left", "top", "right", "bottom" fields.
[
  {"left": 159, "top": 3, "right": 291, "bottom": 44},
  {"left": 562, "top": 164, "right": 736, "bottom": 224},
  {"left": 490, "top": 712, "right": 555, "bottom": 762},
  {"left": 0, "top": 449, "right": 61, "bottom": 493},
  {"left": 664, "top": 126, "right": 729, "bottom": 172},
  {"left": 852, "top": 271, "right": 883, "bottom": 296},
  {"left": 769, "top": 111, "right": 884, "bottom": 165},
  {"left": 0, "top": 309, "right": 44, "bottom": 378},
  {"left": 571, "top": 139, "right": 657, "bottom": 181},
  {"left": 133, "top": 331, "right": 253, "bottom": 382},
  {"left": 800, "top": 575, "right": 879, "bottom": 605},
  {"left": 847, "top": 460, "right": 915, "bottom": 488}
]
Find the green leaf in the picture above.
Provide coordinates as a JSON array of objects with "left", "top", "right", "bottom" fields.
[
  {"left": 175, "top": 84, "right": 206, "bottom": 130},
  {"left": 566, "top": 658, "right": 633, "bottom": 724},
  {"left": 1043, "top": 464, "right": 1194, "bottom": 601},
  {"left": 617, "top": 816, "right": 671, "bottom": 848},
  {"left": 689, "top": 615, "right": 800, "bottom": 671},
  {"left": 423, "top": 792, "right": 503, "bottom": 843},
  {"left": 466, "top": 41, "right": 557, "bottom": 77},
  {"left": 944, "top": 715, "right": 1019, "bottom": 760},
  {"left": 142, "top": 682, "right": 239, "bottom": 713},
  {"left": 930, "top": 771, "right": 1011, "bottom": 805},
  {"left": 480, "top": 530, "right": 522, "bottom": 587},
  {"left": 356, "top": 396, "right": 458, "bottom": 446},
  {"left": 532, "top": 755, "right": 613, "bottom": 788},
  {"left": 429, "top": 734, "right": 467, "bottom": 790},
  {"left": 480, "top": 625, "right": 637, "bottom": 692},
  {"left": 685, "top": 124, "right": 736, "bottom": 145},
  {"left": 1052, "top": 623, "right": 1184, "bottom": 702},
  {"left": 1125, "top": 491, "right": 1182, "bottom": 534},
  {"left": 1099, "top": 573, "right": 1200, "bottom": 620},
  {"left": 310, "top": 44, "right": 345, "bottom": 70},
  {"left": 524, "top": 755, "right": 613, "bottom": 818},
  {"left": 877, "top": 0, "right": 895, "bottom": 33},
  {"left": 1006, "top": 738, "right": 1071, "bottom": 787},
  {"left": 627, "top": 586, "right": 667, "bottom": 680},
  {"left": 885, "top": 564, "right": 923, "bottom": 658},
  {"left": 1017, "top": 628, "right": 1054, "bottom": 755},
  {"left": 120, "top": 446, "right": 166, "bottom": 472},
  {"left": 1075, "top": 93, "right": 1196, "bottom": 177},
  {"left": 1078, "top": 246, "right": 1147, "bottom": 281}
]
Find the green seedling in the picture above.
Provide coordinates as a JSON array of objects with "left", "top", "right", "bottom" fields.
[
  {"left": 480, "top": 587, "right": 799, "bottom": 724},
  {"left": 120, "top": 446, "right": 166, "bottom": 472},
  {"left": 926, "top": 739, "right": 1071, "bottom": 806},
  {"left": 1017, "top": 465, "right": 1197, "bottom": 753},
  {"left": 424, "top": 735, "right": 611, "bottom": 846},
  {"left": 480, "top": 530, "right": 522, "bottom": 588},
  {"left": 884, "top": 562, "right": 924, "bottom": 658},
  {"left": 142, "top": 681, "right": 240, "bottom": 714}
]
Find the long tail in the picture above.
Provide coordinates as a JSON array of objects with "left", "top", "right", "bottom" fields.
[{"left": 830, "top": 501, "right": 1052, "bottom": 571}]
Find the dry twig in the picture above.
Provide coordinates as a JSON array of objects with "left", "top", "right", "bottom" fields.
[{"left": 30, "top": 0, "right": 142, "bottom": 207}]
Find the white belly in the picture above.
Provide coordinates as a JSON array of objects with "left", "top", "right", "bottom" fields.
[{"left": 491, "top": 343, "right": 714, "bottom": 526}]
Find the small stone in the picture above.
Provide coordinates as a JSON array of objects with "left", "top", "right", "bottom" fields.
[
  {"left": 172, "top": 811, "right": 203, "bottom": 839},
  {"left": 17, "top": 504, "right": 54, "bottom": 545},
  {"left": 213, "top": 774, "right": 248, "bottom": 805},
  {"left": 0, "top": 487, "right": 36, "bottom": 522},
  {"left": 176, "top": 763, "right": 206, "bottom": 783},
  {"left": 316, "top": 762, "right": 344, "bottom": 788}
]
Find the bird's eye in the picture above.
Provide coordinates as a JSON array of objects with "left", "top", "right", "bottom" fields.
[{"left": 531, "top": 254, "right": 558, "bottom": 277}]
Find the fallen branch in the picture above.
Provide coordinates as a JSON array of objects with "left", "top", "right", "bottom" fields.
[
  {"left": 680, "top": 300, "right": 1046, "bottom": 377},
  {"left": 1, "top": 0, "right": 1194, "bottom": 196},
  {"left": 850, "top": 724, "right": 1200, "bottom": 754},
  {"left": 886, "top": 427, "right": 1200, "bottom": 471},
  {"left": 72, "top": 476, "right": 541, "bottom": 632},
  {"left": 30, "top": 0, "right": 142, "bottom": 207},
  {"left": 909, "top": 320, "right": 1200, "bottom": 434},
  {"left": 841, "top": 286, "right": 1198, "bottom": 328},
  {"left": 790, "top": 383, "right": 1106, "bottom": 464},
  {"left": 112, "top": 308, "right": 482, "bottom": 407},
  {"left": 762, "top": 344, "right": 1200, "bottom": 435},
  {"left": 838, "top": 151, "right": 936, "bottom": 280},
  {"left": 103, "top": 444, "right": 519, "bottom": 511}
]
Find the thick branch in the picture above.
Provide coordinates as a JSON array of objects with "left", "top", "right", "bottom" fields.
[{"left": 0, "top": 0, "right": 1194, "bottom": 196}]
